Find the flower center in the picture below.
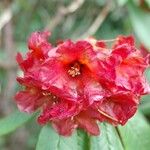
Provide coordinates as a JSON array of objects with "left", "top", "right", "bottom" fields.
[
  {"left": 68, "top": 62, "right": 81, "bottom": 77},
  {"left": 42, "top": 92, "right": 58, "bottom": 103}
]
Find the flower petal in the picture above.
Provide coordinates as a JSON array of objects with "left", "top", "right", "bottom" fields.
[
  {"left": 96, "top": 93, "right": 138, "bottom": 125},
  {"left": 52, "top": 118, "right": 77, "bottom": 136},
  {"left": 15, "top": 89, "right": 45, "bottom": 113},
  {"left": 113, "top": 35, "right": 135, "bottom": 48},
  {"left": 75, "top": 111, "right": 100, "bottom": 135},
  {"left": 28, "top": 31, "right": 52, "bottom": 59}
]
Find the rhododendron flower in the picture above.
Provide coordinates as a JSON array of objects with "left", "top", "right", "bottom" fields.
[{"left": 15, "top": 31, "right": 150, "bottom": 136}]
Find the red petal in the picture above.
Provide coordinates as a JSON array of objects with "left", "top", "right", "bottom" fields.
[
  {"left": 38, "top": 59, "right": 79, "bottom": 101},
  {"left": 113, "top": 35, "right": 135, "bottom": 48},
  {"left": 83, "top": 80, "right": 105, "bottom": 106},
  {"left": 97, "top": 93, "right": 138, "bottom": 125},
  {"left": 37, "top": 100, "right": 82, "bottom": 125},
  {"left": 112, "top": 44, "right": 135, "bottom": 59},
  {"left": 28, "top": 31, "right": 51, "bottom": 59},
  {"left": 52, "top": 119, "right": 76, "bottom": 136},
  {"left": 16, "top": 52, "right": 34, "bottom": 72},
  {"left": 140, "top": 44, "right": 149, "bottom": 57},
  {"left": 116, "top": 55, "right": 150, "bottom": 94},
  {"left": 15, "top": 89, "right": 45, "bottom": 113},
  {"left": 75, "top": 111, "right": 100, "bottom": 136},
  {"left": 96, "top": 40, "right": 106, "bottom": 48}
]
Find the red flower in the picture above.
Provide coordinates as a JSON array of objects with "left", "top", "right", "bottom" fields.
[{"left": 15, "top": 32, "right": 150, "bottom": 136}]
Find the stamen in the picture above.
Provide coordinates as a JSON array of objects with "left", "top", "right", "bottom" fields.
[
  {"left": 68, "top": 62, "right": 81, "bottom": 77},
  {"left": 98, "top": 109, "right": 120, "bottom": 123},
  {"left": 99, "top": 39, "right": 116, "bottom": 42},
  {"left": 42, "top": 92, "right": 58, "bottom": 102},
  {"left": 42, "top": 92, "right": 51, "bottom": 96},
  {"left": 71, "top": 116, "right": 74, "bottom": 120}
]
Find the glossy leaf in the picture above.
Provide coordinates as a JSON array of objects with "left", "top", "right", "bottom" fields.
[
  {"left": 118, "top": 112, "right": 150, "bottom": 150},
  {"left": 0, "top": 110, "right": 34, "bottom": 136}
]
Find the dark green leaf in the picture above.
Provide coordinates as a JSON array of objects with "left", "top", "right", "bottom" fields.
[
  {"left": 118, "top": 112, "right": 150, "bottom": 150},
  {"left": 0, "top": 110, "right": 34, "bottom": 136},
  {"left": 77, "top": 129, "right": 90, "bottom": 150}
]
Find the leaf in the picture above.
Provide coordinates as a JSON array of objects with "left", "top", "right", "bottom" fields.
[
  {"left": 127, "top": 1, "right": 150, "bottom": 48},
  {"left": 117, "top": 0, "right": 128, "bottom": 6},
  {"left": 0, "top": 110, "right": 34, "bottom": 136},
  {"left": 36, "top": 125, "right": 78, "bottom": 150},
  {"left": 118, "top": 112, "right": 150, "bottom": 150},
  {"left": 90, "top": 123, "right": 124, "bottom": 150},
  {"left": 140, "top": 95, "right": 150, "bottom": 115},
  {"left": 36, "top": 113, "right": 150, "bottom": 150},
  {"left": 145, "top": 0, "right": 150, "bottom": 7},
  {"left": 77, "top": 129, "right": 90, "bottom": 150}
]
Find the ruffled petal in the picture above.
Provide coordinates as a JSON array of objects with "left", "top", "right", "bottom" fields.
[
  {"left": 28, "top": 31, "right": 52, "bottom": 59},
  {"left": 52, "top": 119, "right": 77, "bottom": 136},
  {"left": 113, "top": 35, "right": 135, "bottom": 48},
  {"left": 16, "top": 52, "right": 34, "bottom": 72},
  {"left": 116, "top": 54, "right": 150, "bottom": 94},
  {"left": 96, "top": 93, "right": 138, "bottom": 125},
  {"left": 15, "top": 89, "right": 45, "bottom": 113},
  {"left": 83, "top": 80, "right": 105, "bottom": 106},
  {"left": 38, "top": 101, "right": 81, "bottom": 124},
  {"left": 38, "top": 59, "right": 79, "bottom": 101},
  {"left": 75, "top": 111, "right": 100, "bottom": 135}
]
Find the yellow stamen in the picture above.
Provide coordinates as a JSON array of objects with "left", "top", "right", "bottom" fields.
[{"left": 68, "top": 62, "right": 81, "bottom": 77}]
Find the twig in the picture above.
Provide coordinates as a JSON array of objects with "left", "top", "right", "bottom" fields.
[
  {"left": 79, "top": 1, "right": 112, "bottom": 39},
  {"left": 0, "top": 15, "right": 16, "bottom": 115},
  {"left": 45, "top": 0, "right": 84, "bottom": 31},
  {"left": 0, "top": 6, "right": 12, "bottom": 31}
]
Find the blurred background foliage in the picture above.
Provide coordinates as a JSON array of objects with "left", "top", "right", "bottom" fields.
[{"left": 0, "top": 0, "right": 150, "bottom": 150}]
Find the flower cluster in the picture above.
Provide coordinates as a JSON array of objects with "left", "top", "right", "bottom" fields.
[{"left": 15, "top": 31, "right": 150, "bottom": 136}]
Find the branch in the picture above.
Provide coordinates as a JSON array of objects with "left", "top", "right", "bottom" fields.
[
  {"left": 0, "top": 6, "right": 12, "bottom": 31},
  {"left": 79, "top": 2, "right": 112, "bottom": 39},
  {"left": 45, "top": 0, "right": 84, "bottom": 31},
  {"left": 0, "top": 60, "right": 16, "bottom": 70}
]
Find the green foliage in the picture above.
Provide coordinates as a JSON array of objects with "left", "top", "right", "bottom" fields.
[
  {"left": 1, "top": 0, "right": 150, "bottom": 149},
  {"left": 35, "top": 112, "right": 150, "bottom": 150},
  {"left": 0, "top": 110, "right": 34, "bottom": 136},
  {"left": 128, "top": 1, "right": 150, "bottom": 48},
  {"left": 36, "top": 125, "right": 78, "bottom": 150},
  {"left": 118, "top": 112, "right": 150, "bottom": 150},
  {"left": 90, "top": 124, "right": 124, "bottom": 150}
]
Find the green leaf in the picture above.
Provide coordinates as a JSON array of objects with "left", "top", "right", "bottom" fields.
[
  {"left": 140, "top": 95, "right": 150, "bottom": 115},
  {"left": 90, "top": 123, "right": 124, "bottom": 150},
  {"left": 77, "top": 129, "right": 90, "bottom": 150},
  {"left": 117, "top": 0, "right": 128, "bottom": 6},
  {"left": 0, "top": 110, "right": 34, "bottom": 136},
  {"left": 127, "top": 1, "right": 150, "bottom": 48},
  {"left": 145, "top": 0, "right": 150, "bottom": 7},
  {"left": 36, "top": 113, "right": 150, "bottom": 150},
  {"left": 118, "top": 112, "right": 150, "bottom": 150},
  {"left": 36, "top": 125, "right": 78, "bottom": 150}
]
